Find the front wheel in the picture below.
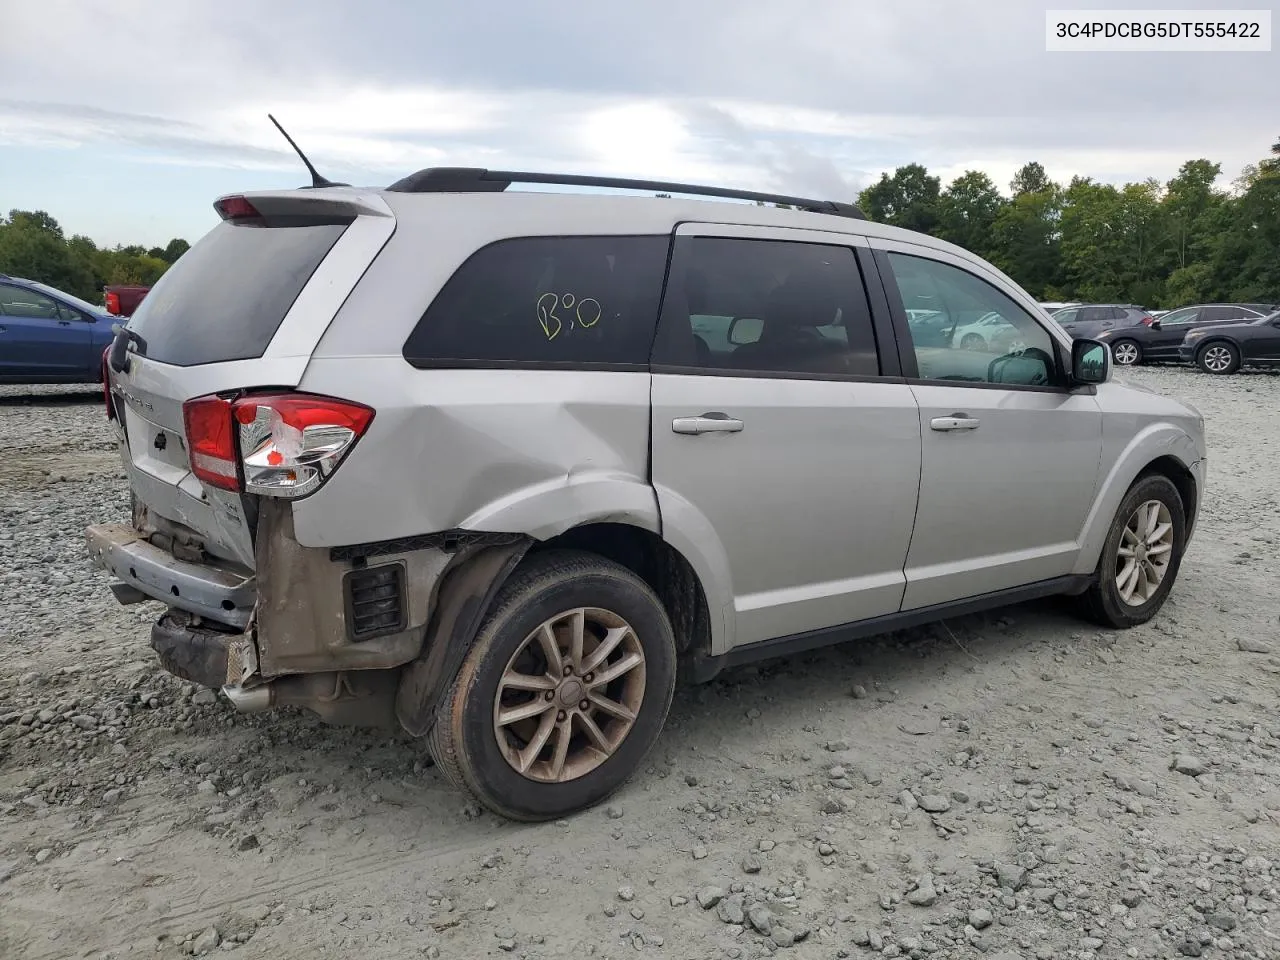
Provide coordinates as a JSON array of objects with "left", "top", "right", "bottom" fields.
[
  {"left": 1110, "top": 339, "right": 1141, "bottom": 366},
  {"left": 428, "top": 550, "right": 677, "bottom": 821},
  {"left": 961, "top": 333, "right": 985, "bottom": 351},
  {"left": 1196, "top": 341, "right": 1239, "bottom": 375},
  {"left": 1075, "top": 474, "right": 1186, "bottom": 629}
]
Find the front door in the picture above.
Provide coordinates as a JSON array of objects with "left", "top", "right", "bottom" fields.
[
  {"left": 874, "top": 245, "right": 1104, "bottom": 610},
  {"left": 649, "top": 226, "right": 923, "bottom": 650}
]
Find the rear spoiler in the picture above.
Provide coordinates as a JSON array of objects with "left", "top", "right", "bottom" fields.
[{"left": 212, "top": 190, "right": 393, "bottom": 227}]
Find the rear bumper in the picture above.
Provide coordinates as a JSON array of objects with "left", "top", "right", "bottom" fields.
[{"left": 85, "top": 522, "right": 255, "bottom": 628}]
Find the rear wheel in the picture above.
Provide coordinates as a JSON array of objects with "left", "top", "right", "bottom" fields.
[
  {"left": 1076, "top": 474, "right": 1185, "bottom": 629},
  {"left": 1196, "top": 340, "right": 1239, "bottom": 375},
  {"left": 1110, "top": 339, "right": 1141, "bottom": 366},
  {"left": 428, "top": 550, "right": 677, "bottom": 821}
]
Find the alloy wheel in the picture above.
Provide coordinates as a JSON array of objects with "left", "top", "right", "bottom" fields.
[
  {"left": 492, "top": 607, "right": 646, "bottom": 783},
  {"left": 1202, "top": 345, "right": 1233, "bottom": 373},
  {"left": 1112, "top": 342, "right": 1139, "bottom": 365},
  {"left": 1114, "top": 499, "right": 1174, "bottom": 606}
]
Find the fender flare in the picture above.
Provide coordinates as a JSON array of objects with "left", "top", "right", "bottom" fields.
[
  {"left": 1071, "top": 425, "right": 1201, "bottom": 577},
  {"left": 395, "top": 537, "right": 532, "bottom": 737}
]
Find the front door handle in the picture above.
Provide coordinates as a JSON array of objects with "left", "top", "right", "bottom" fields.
[
  {"left": 930, "top": 414, "right": 981, "bottom": 432},
  {"left": 672, "top": 413, "right": 745, "bottom": 435}
]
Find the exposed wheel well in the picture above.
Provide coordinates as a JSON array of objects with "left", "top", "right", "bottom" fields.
[
  {"left": 1139, "top": 456, "right": 1197, "bottom": 531},
  {"left": 529, "top": 523, "right": 712, "bottom": 659}
]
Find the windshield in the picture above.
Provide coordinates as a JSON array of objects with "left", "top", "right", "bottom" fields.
[{"left": 27, "top": 281, "right": 106, "bottom": 316}]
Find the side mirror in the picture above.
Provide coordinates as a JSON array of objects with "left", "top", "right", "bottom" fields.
[
  {"left": 1150, "top": 319, "right": 1161, "bottom": 330},
  {"left": 1071, "top": 339, "right": 1110, "bottom": 385},
  {"left": 727, "top": 316, "right": 763, "bottom": 346}
]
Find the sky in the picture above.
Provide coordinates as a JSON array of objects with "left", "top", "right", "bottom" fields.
[{"left": 1, "top": 0, "right": 1276, "bottom": 248}]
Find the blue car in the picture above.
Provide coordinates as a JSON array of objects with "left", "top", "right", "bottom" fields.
[{"left": 0, "top": 274, "right": 116, "bottom": 384}]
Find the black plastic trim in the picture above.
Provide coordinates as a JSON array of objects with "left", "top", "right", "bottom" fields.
[
  {"left": 855, "top": 246, "right": 903, "bottom": 379},
  {"left": 343, "top": 562, "right": 408, "bottom": 641},
  {"left": 403, "top": 358, "right": 650, "bottom": 373},
  {"left": 689, "top": 574, "right": 1092, "bottom": 682},
  {"left": 385, "top": 166, "right": 865, "bottom": 219},
  {"left": 650, "top": 364, "right": 905, "bottom": 385},
  {"left": 330, "top": 530, "right": 526, "bottom": 563}
]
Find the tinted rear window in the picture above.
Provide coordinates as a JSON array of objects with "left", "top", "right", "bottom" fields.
[
  {"left": 126, "top": 221, "right": 346, "bottom": 366},
  {"left": 402, "top": 235, "right": 670, "bottom": 367}
]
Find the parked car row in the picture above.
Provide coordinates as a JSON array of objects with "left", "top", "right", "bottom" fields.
[{"left": 1048, "top": 301, "right": 1280, "bottom": 375}]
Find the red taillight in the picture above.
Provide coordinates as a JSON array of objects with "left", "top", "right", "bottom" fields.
[
  {"left": 181, "top": 391, "right": 373, "bottom": 498},
  {"left": 182, "top": 395, "right": 240, "bottom": 490},
  {"left": 105, "top": 292, "right": 121, "bottom": 315},
  {"left": 102, "top": 346, "right": 115, "bottom": 421},
  {"left": 213, "top": 195, "right": 263, "bottom": 222}
]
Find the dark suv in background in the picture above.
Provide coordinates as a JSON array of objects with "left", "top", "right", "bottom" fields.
[
  {"left": 1096, "top": 303, "right": 1278, "bottom": 366},
  {"left": 1052, "top": 304, "right": 1154, "bottom": 342}
]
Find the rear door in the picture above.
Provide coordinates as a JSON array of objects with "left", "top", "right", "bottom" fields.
[
  {"left": 0, "top": 283, "right": 92, "bottom": 377},
  {"left": 873, "top": 243, "right": 1103, "bottom": 609},
  {"left": 105, "top": 192, "right": 396, "bottom": 568},
  {"left": 649, "top": 224, "right": 922, "bottom": 650}
]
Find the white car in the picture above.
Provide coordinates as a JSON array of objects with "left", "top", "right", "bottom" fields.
[{"left": 952, "top": 311, "right": 1027, "bottom": 353}]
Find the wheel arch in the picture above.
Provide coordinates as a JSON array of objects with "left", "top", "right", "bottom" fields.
[
  {"left": 528, "top": 522, "right": 718, "bottom": 668},
  {"left": 1072, "top": 427, "right": 1202, "bottom": 578}
]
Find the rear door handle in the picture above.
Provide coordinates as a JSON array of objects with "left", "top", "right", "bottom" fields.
[
  {"left": 930, "top": 415, "right": 981, "bottom": 432},
  {"left": 672, "top": 413, "right": 744, "bottom": 435}
]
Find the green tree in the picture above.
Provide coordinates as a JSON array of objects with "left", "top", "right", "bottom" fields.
[
  {"left": 988, "top": 184, "right": 1063, "bottom": 297},
  {"left": 1011, "top": 162, "right": 1051, "bottom": 198},
  {"left": 858, "top": 163, "right": 941, "bottom": 233},
  {"left": 936, "top": 171, "right": 1005, "bottom": 256}
]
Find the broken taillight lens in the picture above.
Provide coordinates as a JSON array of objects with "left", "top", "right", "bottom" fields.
[{"left": 182, "top": 391, "right": 373, "bottom": 498}]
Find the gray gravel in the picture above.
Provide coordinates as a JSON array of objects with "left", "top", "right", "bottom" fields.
[{"left": 2, "top": 367, "right": 1280, "bottom": 960}]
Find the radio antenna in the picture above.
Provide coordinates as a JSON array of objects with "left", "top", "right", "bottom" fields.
[{"left": 267, "top": 113, "right": 347, "bottom": 189}]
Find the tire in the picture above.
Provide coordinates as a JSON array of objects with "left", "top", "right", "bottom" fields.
[
  {"left": 1110, "top": 339, "right": 1141, "bottom": 366},
  {"left": 1075, "top": 474, "right": 1186, "bottom": 629},
  {"left": 961, "top": 333, "right": 985, "bottom": 351},
  {"left": 1196, "top": 340, "right": 1240, "bottom": 375},
  {"left": 428, "top": 549, "right": 677, "bottom": 821}
]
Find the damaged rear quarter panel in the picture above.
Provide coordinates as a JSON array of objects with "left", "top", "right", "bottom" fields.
[
  {"left": 255, "top": 499, "right": 452, "bottom": 676},
  {"left": 288, "top": 363, "right": 659, "bottom": 548}
]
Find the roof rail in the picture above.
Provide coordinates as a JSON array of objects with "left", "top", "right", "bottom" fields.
[{"left": 384, "top": 167, "right": 865, "bottom": 220}]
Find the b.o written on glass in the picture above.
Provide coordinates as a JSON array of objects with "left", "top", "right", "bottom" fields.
[{"left": 536, "top": 292, "right": 603, "bottom": 341}]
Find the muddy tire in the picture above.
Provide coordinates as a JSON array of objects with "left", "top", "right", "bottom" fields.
[
  {"left": 1075, "top": 474, "right": 1186, "bottom": 629},
  {"left": 428, "top": 550, "right": 677, "bottom": 821}
]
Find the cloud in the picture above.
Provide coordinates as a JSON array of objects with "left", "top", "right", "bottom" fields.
[{"left": 1, "top": 0, "right": 1275, "bottom": 245}]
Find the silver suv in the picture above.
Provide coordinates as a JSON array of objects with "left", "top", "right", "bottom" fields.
[{"left": 86, "top": 168, "right": 1206, "bottom": 821}]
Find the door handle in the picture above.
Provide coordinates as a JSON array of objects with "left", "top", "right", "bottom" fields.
[
  {"left": 672, "top": 413, "right": 744, "bottom": 435},
  {"left": 930, "top": 414, "right": 981, "bottom": 432}
]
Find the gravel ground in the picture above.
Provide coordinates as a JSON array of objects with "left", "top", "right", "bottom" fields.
[{"left": 1, "top": 369, "right": 1279, "bottom": 960}]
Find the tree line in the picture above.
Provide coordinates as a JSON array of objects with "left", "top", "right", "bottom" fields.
[
  {"left": 0, "top": 210, "right": 189, "bottom": 304},
  {"left": 4, "top": 136, "right": 1278, "bottom": 310},
  {"left": 854, "top": 137, "right": 1280, "bottom": 308}
]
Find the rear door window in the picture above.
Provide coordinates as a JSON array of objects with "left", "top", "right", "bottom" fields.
[
  {"left": 126, "top": 221, "right": 347, "bottom": 366},
  {"left": 651, "top": 237, "right": 880, "bottom": 377},
  {"left": 403, "top": 236, "right": 670, "bottom": 367}
]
